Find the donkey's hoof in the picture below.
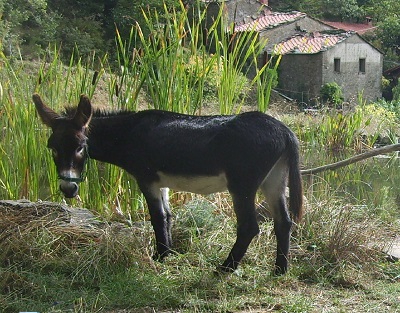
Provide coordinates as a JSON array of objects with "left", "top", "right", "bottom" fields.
[
  {"left": 273, "top": 265, "right": 288, "bottom": 276},
  {"left": 216, "top": 264, "right": 235, "bottom": 273},
  {"left": 216, "top": 259, "right": 239, "bottom": 273},
  {"left": 152, "top": 249, "right": 175, "bottom": 262},
  {"left": 213, "top": 265, "right": 234, "bottom": 276}
]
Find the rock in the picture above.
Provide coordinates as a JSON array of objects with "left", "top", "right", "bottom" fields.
[
  {"left": 0, "top": 199, "right": 102, "bottom": 228},
  {"left": 385, "top": 236, "right": 400, "bottom": 262}
]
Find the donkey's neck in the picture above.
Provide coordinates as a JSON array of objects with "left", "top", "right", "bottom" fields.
[{"left": 86, "top": 112, "right": 136, "bottom": 165}]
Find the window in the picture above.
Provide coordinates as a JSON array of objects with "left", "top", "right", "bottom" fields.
[
  {"left": 359, "top": 58, "right": 366, "bottom": 73},
  {"left": 334, "top": 58, "right": 341, "bottom": 73}
]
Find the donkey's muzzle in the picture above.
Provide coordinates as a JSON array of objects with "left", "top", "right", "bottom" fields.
[{"left": 59, "top": 180, "right": 79, "bottom": 198}]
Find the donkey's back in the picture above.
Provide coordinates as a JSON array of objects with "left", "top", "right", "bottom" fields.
[{"left": 127, "top": 110, "right": 295, "bottom": 182}]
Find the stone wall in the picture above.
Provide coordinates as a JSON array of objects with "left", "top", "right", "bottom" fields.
[
  {"left": 204, "top": 0, "right": 266, "bottom": 26},
  {"left": 277, "top": 53, "right": 323, "bottom": 103},
  {"left": 322, "top": 34, "right": 383, "bottom": 102}
]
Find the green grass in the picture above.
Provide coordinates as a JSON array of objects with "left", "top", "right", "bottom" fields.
[{"left": 1, "top": 191, "right": 399, "bottom": 312}]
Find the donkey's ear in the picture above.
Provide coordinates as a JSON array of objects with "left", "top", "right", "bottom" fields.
[
  {"left": 74, "top": 94, "right": 93, "bottom": 128},
  {"left": 32, "top": 93, "right": 60, "bottom": 128}
]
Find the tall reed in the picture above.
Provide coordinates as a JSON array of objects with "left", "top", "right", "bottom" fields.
[
  {"left": 115, "top": 1, "right": 276, "bottom": 114},
  {"left": 0, "top": 1, "right": 278, "bottom": 217},
  {"left": 0, "top": 56, "right": 54, "bottom": 200}
]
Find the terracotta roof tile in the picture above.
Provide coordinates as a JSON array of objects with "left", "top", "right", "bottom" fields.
[
  {"left": 323, "top": 21, "right": 377, "bottom": 34},
  {"left": 234, "top": 11, "right": 306, "bottom": 32},
  {"left": 272, "top": 32, "right": 351, "bottom": 54}
]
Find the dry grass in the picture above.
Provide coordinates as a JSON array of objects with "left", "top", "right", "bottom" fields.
[
  {"left": 0, "top": 200, "right": 151, "bottom": 297},
  {"left": 296, "top": 199, "right": 390, "bottom": 284},
  {"left": 1, "top": 195, "right": 399, "bottom": 312}
]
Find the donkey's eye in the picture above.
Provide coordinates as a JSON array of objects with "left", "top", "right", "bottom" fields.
[{"left": 76, "top": 146, "right": 85, "bottom": 157}]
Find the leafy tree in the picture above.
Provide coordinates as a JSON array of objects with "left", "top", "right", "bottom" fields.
[
  {"left": 376, "top": 16, "right": 400, "bottom": 55},
  {"left": 321, "top": 0, "right": 364, "bottom": 21},
  {"left": 362, "top": 0, "right": 400, "bottom": 56},
  {"left": 0, "top": 0, "right": 182, "bottom": 59},
  {"left": 112, "top": 0, "right": 181, "bottom": 40},
  {"left": 298, "top": 0, "right": 325, "bottom": 18},
  {"left": 46, "top": 0, "right": 105, "bottom": 57},
  {"left": 365, "top": 0, "right": 400, "bottom": 22},
  {"left": 338, "top": 0, "right": 363, "bottom": 21},
  {"left": 1, "top": 0, "right": 52, "bottom": 57}
]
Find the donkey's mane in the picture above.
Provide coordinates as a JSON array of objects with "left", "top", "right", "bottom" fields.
[{"left": 63, "top": 106, "right": 134, "bottom": 119}]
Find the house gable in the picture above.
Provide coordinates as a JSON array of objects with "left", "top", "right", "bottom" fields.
[
  {"left": 258, "top": 15, "right": 335, "bottom": 53},
  {"left": 322, "top": 33, "right": 383, "bottom": 102}
]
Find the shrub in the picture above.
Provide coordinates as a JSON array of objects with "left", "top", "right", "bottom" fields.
[
  {"left": 372, "top": 99, "right": 400, "bottom": 120},
  {"left": 320, "top": 82, "right": 344, "bottom": 107},
  {"left": 393, "top": 78, "right": 400, "bottom": 101}
]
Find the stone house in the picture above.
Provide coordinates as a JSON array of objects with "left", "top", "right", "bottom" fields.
[
  {"left": 272, "top": 31, "right": 383, "bottom": 103},
  {"left": 199, "top": 0, "right": 383, "bottom": 103},
  {"left": 201, "top": 0, "right": 334, "bottom": 51}
]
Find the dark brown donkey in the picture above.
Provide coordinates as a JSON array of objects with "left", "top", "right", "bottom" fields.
[{"left": 33, "top": 93, "right": 303, "bottom": 275}]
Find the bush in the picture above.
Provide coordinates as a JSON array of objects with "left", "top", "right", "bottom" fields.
[
  {"left": 320, "top": 82, "right": 344, "bottom": 107},
  {"left": 393, "top": 78, "right": 400, "bottom": 101},
  {"left": 372, "top": 99, "right": 400, "bottom": 120}
]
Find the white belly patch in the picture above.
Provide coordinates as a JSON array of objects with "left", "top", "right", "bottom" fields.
[{"left": 156, "top": 171, "right": 228, "bottom": 195}]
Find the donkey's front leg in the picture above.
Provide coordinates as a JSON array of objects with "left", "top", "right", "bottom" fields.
[
  {"left": 219, "top": 192, "right": 260, "bottom": 272},
  {"left": 161, "top": 187, "right": 173, "bottom": 248},
  {"left": 141, "top": 185, "right": 173, "bottom": 260}
]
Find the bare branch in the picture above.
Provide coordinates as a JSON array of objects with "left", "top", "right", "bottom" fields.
[{"left": 301, "top": 143, "right": 400, "bottom": 175}]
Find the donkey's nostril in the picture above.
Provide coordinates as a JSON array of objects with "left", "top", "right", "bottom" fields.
[{"left": 59, "top": 180, "right": 79, "bottom": 198}]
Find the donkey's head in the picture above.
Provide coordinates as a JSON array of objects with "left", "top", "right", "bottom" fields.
[{"left": 33, "top": 94, "right": 93, "bottom": 198}]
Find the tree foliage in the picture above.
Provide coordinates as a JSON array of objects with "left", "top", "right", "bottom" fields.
[
  {"left": 368, "top": 0, "right": 400, "bottom": 57},
  {"left": 376, "top": 17, "right": 400, "bottom": 53},
  {"left": 0, "top": 0, "right": 399, "bottom": 60},
  {"left": 1, "top": 0, "right": 51, "bottom": 56},
  {"left": 0, "top": 0, "right": 181, "bottom": 60}
]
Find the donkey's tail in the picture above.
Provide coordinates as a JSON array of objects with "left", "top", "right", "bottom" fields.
[{"left": 287, "top": 135, "right": 303, "bottom": 224}]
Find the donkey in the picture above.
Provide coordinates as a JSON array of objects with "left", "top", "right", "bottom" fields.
[{"left": 33, "top": 93, "right": 303, "bottom": 275}]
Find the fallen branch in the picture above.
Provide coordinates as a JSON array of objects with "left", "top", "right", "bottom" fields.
[{"left": 301, "top": 143, "right": 400, "bottom": 175}]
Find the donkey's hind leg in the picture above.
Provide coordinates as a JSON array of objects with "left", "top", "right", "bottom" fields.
[
  {"left": 161, "top": 188, "right": 173, "bottom": 249},
  {"left": 141, "top": 185, "right": 173, "bottom": 260},
  {"left": 261, "top": 157, "right": 292, "bottom": 275},
  {"left": 219, "top": 191, "right": 260, "bottom": 272}
]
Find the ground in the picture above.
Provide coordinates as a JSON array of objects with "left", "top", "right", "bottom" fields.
[{"left": 1, "top": 199, "right": 399, "bottom": 312}]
